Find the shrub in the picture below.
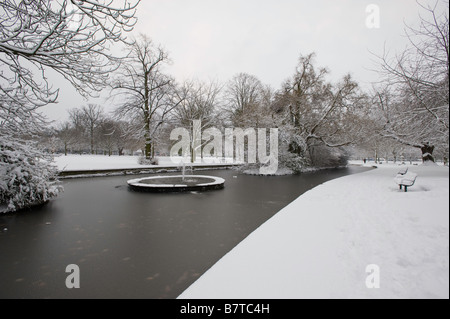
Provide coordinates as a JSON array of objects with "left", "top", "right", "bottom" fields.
[
  {"left": 0, "top": 136, "right": 62, "bottom": 213},
  {"left": 138, "top": 156, "right": 158, "bottom": 165}
]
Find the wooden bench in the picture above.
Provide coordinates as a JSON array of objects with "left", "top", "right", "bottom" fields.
[
  {"left": 397, "top": 167, "right": 408, "bottom": 175},
  {"left": 394, "top": 171, "right": 417, "bottom": 192}
]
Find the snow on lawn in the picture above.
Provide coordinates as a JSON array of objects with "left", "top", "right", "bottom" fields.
[
  {"left": 54, "top": 155, "right": 153, "bottom": 171},
  {"left": 179, "top": 163, "right": 449, "bottom": 299},
  {"left": 54, "top": 155, "right": 236, "bottom": 171}
]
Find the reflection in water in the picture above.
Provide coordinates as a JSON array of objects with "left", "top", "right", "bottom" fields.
[{"left": 0, "top": 167, "right": 370, "bottom": 298}]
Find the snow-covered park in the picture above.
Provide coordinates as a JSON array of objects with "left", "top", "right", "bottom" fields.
[
  {"left": 179, "top": 162, "right": 449, "bottom": 299},
  {"left": 1, "top": 0, "right": 449, "bottom": 302},
  {"left": 54, "top": 155, "right": 153, "bottom": 171}
]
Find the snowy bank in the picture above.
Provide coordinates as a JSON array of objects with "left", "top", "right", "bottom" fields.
[
  {"left": 54, "top": 155, "right": 152, "bottom": 171},
  {"left": 53, "top": 155, "right": 238, "bottom": 172},
  {"left": 179, "top": 164, "right": 449, "bottom": 299}
]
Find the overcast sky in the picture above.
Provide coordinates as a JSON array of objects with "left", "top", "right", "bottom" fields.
[{"left": 42, "top": 0, "right": 448, "bottom": 123}]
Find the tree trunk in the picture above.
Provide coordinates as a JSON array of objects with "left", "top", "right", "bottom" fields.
[
  {"left": 145, "top": 138, "right": 152, "bottom": 160},
  {"left": 190, "top": 145, "right": 195, "bottom": 163},
  {"left": 144, "top": 114, "right": 151, "bottom": 159},
  {"left": 143, "top": 70, "right": 152, "bottom": 160},
  {"left": 421, "top": 143, "right": 435, "bottom": 162}
]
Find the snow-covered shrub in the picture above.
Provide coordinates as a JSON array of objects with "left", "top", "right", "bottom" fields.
[
  {"left": 0, "top": 136, "right": 62, "bottom": 214},
  {"left": 279, "top": 151, "right": 309, "bottom": 173},
  {"left": 277, "top": 129, "right": 309, "bottom": 173},
  {"left": 276, "top": 127, "right": 349, "bottom": 172},
  {"left": 138, "top": 156, "right": 158, "bottom": 165}
]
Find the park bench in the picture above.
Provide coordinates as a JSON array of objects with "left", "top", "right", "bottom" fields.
[
  {"left": 394, "top": 171, "right": 417, "bottom": 192},
  {"left": 397, "top": 167, "right": 408, "bottom": 175}
]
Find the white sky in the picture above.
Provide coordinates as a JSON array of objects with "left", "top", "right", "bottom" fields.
[{"left": 41, "top": 0, "right": 449, "bottom": 123}]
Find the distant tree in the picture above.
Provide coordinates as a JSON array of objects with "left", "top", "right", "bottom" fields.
[
  {"left": 112, "top": 121, "right": 134, "bottom": 156},
  {"left": 173, "top": 80, "right": 222, "bottom": 162},
  {"left": 97, "top": 119, "right": 133, "bottom": 156},
  {"left": 68, "top": 104, "right": 105, "bottom": 154},
  {"left": 374, "top": 2, "right": 449, "bottom": 162},
  {"left": 97, "top": 119, "right": 113, "bottom": 156},
  {"left": 225, "top": 73, "right": 263, "bottom": 127},
  {"left": 55, "top": 122, "right": 76, "bottom": 156},
  {"left": 274, "top": 53, "right": 367, "bottom": 170},
  {"left": 112, "top": 35, "right": 181, "bottom": 160},
  {"left": 81, "top": 104, "right": 105, "bottom": 155},
  {"left": 68, "top": 108, "right": 88, "bottom": 153}
]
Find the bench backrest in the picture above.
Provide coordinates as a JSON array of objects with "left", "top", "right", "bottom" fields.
[
  {"left": 395, "top": 171, "right": 417, "bottom": 186},
  {"left": 402, "top": 172, "right": 417, "bottom": 182}
]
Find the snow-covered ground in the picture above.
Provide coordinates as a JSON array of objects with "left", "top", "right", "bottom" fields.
[
  {"left": 53, "top": 155, "right": 236, "bottom": 171},
  {"left": 179, "top": 162, "right": 449, "bottom": 299},
  {"left": 54, "top": 155, "right": 152, "bottom": 171}
]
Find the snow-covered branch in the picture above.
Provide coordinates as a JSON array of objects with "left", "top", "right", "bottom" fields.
[
  {"left": 372, "top": 3, "right": 448, "bottom": 162},
  {"left": 0, "top": 0, "right": 140, "bottom": 114}
]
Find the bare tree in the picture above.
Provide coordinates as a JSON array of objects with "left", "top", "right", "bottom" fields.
[
  {"left": 98, "top": 119, "right": 115, "bottom": 156},
  {"left": 175, "top": 80, "right": 222, "bottom": 127},
  {"left": 113, "top": 120, "right": 134, "bottom": 156},
  {"left": 67, "top": 108, "right": 86, "bottom": 153},
  {"left": 0, "top": 0, "right": 140, "bottom": 135},
  {"left": 275, "top": 53, "right": 367, "bottom": 167},
  {"left": 55, "top": 121, "right": 76, "bottom": 156},
  {"left": 112, "top": 35, "right": 182, "bottom": 159},
  {"left": 96, "top": 119, "right": 134, "bottom": 156},
  {"left": 374, "top": 1, "right": 449, "bottom": 162},
  {"left": 81, "top": 104, "right": 104, "bottom": 154},
  {"left": 173, "top": 79, "right": 222, "bottom": 162},
  {"left": 68, "top": 104, "right": 105, "bottom": 154},
  {"left": 225, "top": 73, "right": 263, "bottom": 126}
]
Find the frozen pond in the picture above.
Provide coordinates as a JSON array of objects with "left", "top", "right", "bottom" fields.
[{"left": 0, "top": 167, "right": 370, "bottom": 298}]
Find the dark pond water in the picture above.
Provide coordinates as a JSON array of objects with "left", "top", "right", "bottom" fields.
[{"left": 0, "top": 166, "right": 370, "bottom": 299}]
